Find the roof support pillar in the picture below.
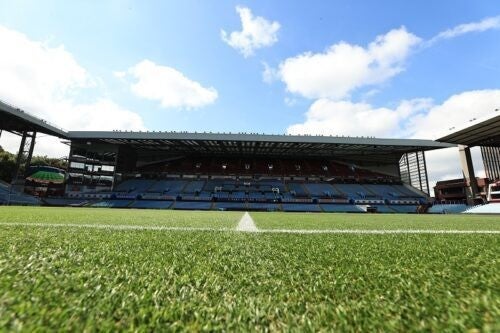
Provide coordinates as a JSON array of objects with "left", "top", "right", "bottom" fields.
[
  {"left": 458, "top": 145, "right": 478, "bottom": 205},
  {"left": 12, "top": 130, "right": 37, "bottom": 191},
  {"left": 421, "top": 151, "right": 430, "bottom": 195}
]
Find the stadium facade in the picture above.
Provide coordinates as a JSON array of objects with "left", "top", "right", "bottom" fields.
[{"left": 0, "top": 100, "right": 459, "bottom": 212}]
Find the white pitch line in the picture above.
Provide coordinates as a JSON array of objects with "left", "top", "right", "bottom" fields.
[
  {"left": 259, "top": 229, "right": 500, "bottom": 235},
  {"left": 0, "top": 222, "right": 231, "bottom": 232},
  {"left": 236, "top": 212, "right": 259, "bottom": 232},
  {"left": 0, "top": 223, "right": 499, "bottom": 234}
]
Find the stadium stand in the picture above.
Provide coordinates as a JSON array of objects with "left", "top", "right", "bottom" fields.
[
  {"left": 214, "top": 201, "right": 248, "bottom": 210},
  {"left": 172, "top": 201, "right": 213, "bottom": 210},
  {"left": 397, "top": 184, "right": 422, "bottom": 196},
  {"left": 148, "top": 179, "right": 187, "bottom": 194},
  {"left": 286, "top": 183, "right": 309, "bottom": 197},
  {"left": 303, "top": 183, "right": 339, "bottom": 198},
  {"left": 129, "top": 200, "right": 173, "bottom": 209},
  {"left": 320, "top": 204, "right": 364, "bottom": 213},
  {"left": 52, "top": 174, "right": 432, "bottom": 213},
  {"left": 333, "top": 183, "right": 377, "bottom": 199},
  {"left": 247, "top": 202, "right": 279, "bottom": 211},
  {"left": 0, "top": 182, "right": 41, "bottom": 206},
  {"left": 362, "top": 184, "right": 401, "bottom": 198},
  {"left": 369, "top": 205, "right": 397, "bottom": 213},
  {"left": 2, "top": 99, "right": 459, "bottom": 213},
  {"left": 282, "top": 203, "right": 322, "bottom": 212},
  {"left": 389, "top": 205, "right": 419, "bottom": 213},
  {"left": 91, "top": 200, "right": 133, "bottom": 208},
  {"left": 428, "top": 204, "right": 468, "bottom": 214},
  {"left": 114, "top": 179, "right": 156, "bottom": 194},
  {"left": 182, "top": 180, "right": 206, "bottom": 194},
  {"left": 43, "top": 197, "right": 91, "bottom": 206}
]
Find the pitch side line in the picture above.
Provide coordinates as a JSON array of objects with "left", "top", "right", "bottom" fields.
[
  {"left": 0, "top": 223, "right": 232, "bottom": 232},
  {"left": 259, "top": 229, "right": 500, "bottom": 234},
  {"left": 1, "top": 222, "right": 499, "bottom": 234}
]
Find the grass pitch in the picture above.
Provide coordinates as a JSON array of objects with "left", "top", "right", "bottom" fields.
[
  {"left": 0, "top": 207, "right": 498, "bottom": 331},
  {"left": 0, "top": 206, "right": 242, "bottom": 229},
  {"left": 252, "top": 211, "right": 500, "bottom": 230}
]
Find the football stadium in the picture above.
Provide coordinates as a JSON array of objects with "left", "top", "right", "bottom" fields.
[
  {"left": 1, "top": 99, "right": 499, "bottom": 331},
  {"left": 1, "top": 2, "right": 500, "bottom": 330},
  {"left": 0, "top": 100, "right": 455, "bottom": 211}
]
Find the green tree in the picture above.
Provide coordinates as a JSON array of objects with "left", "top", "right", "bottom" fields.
[
  {"left": 30, "top": 155, "right": 68, "bottom": 170},
  {"left": 0, "top": 147, "right": 16, "bottom": 183}
]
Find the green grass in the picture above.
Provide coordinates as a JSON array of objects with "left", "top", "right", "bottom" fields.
[
  {"left": 0, "top": 207, "right": 499, "bottom": 331},
  {"left": 0, "top": 206, "right": 242, "bottom": 229},
  {"left": 252, "top": 211, "right": 500, "bottom": 230}
]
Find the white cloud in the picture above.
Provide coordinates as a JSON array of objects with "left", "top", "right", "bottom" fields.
[
  {"left": 53, "top": 99, "right": 145, "bottom": 131},
  {"left": 279, "top": 27, "right": 421, "bottom": 100},
  {"left": 275, "top": 17, "right": 499, "bottom": 100},
  {"left": 221, "top": 6, "right": 280, "bottom": 57},
  {"left": 0, "top": 25, "right": 146, "bottom": 156},
  {"left": 428, "top": 15, "right": 500, "bottom": 45},
  {"left": 407, "top": 89, "right": 500, "bottom": 139},
  {"left": 287, "top": 98, "right": 431, "bottom": 137},
  {"left": 126, "top": 60, "right": 218, "bottom": 109},
  {"left": 113, "top": 71, "right": 126, "bottom": 79},
  {"left": 288, "top": 90, "right": 500, "bottom": 139},
  {"left": 0, "top": 25, "right": 91, "bottom": 107}
]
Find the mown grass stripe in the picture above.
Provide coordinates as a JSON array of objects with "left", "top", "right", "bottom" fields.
[{"left": 1, "top": 222, "right": 499, "bottom": 234}]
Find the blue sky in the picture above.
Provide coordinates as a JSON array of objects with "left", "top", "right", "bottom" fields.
[{"left": 0, "top": 0, "right": 499, "bottom": 185}]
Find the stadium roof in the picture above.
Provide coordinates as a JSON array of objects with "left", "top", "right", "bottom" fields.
[
  {"left": 1, "top": 100, "right": 454, "bottom": 162},
  {"left": 0, "top": 100, "right": 68, "bottom": 138},
  {"left": 438, "top": 113, "right": 500, "bottom": 147},
  {"left": 69, "top": 130, "right": 453, "bottom": 162}
]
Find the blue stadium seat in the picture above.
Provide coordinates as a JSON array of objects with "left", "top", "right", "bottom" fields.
[
  {"left": 320, "top": 204, "right": 363, "bottom": 213},
  {"left": 304, "top": 183, "right": 339, "bottom": 197},
  {"left": 389, "top": 205, "right": 418, "bottom": 213},
  {"left": 43, "top": 198, "right": 90, "bottom": 206},
  {"left": 282, "top": 203, "right": 321, "bottom": 212},
  {"left": 182, "top": 180, "right": 206, "bottom": 194},
  {"left": 91, "top": 200, "right": 132, "bottom": 208},
  {"left": 130, "top": 200, "right": 173, "bottom": 209},
  {"left": 428, "top": 204, "right": 467, "bottom": 214},
  {"left": 287, "top": 183, "right": 308, "bottom": 197},
  {"left": 247, "top": 202, "right": 279, "bottom": 211},
  {"left": 172, "top": 201, "right": 212, "bottom": 210},
  {"left": 214, "top": 202, "right": 248, "bottom": 210}
]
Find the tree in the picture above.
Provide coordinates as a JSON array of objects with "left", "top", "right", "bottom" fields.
[
  {"left": 0, "top": 149, "right": 16, "bottom": 183},
  {"left": 30, "top": 156, "right": 68, "bottom": 170}
]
